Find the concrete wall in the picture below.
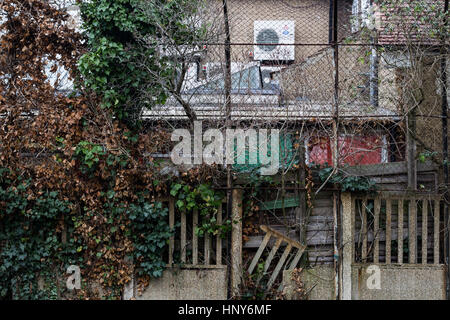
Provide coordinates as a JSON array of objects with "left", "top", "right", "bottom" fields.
[
  {"left": 283, "top": 266, "right": 336, "bottom": 300},
  {"left": 283, "top": 264, "right": 446, "bottom": 300},
  {"left": 134, "top": 268, "right": 228, "bottom": 300},
  {"left": 351, "top": 264, "right": 446, "bottom": 300}
]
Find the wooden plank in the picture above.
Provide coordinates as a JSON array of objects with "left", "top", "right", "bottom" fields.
[
  {"left": 312, "top": 198, "right": 335, "bottom": 208},
  {"left": 351, "top": 196, "right": 356, "bottom": 265},
  {"left": 231, "top": 189, "right": 243, "bottom": 298},
  {"left": 288, "top": 247, "right": 305, "bottom": 270},
  {"left": 422, "top": 200, "right": 428, "bottom": 265},
  {"left": 343, "top": 161, "right": 436, "bottom": 177},
  {"left": 398, "top": 199, "right": 404, "bottom": 264},
  {"left": 260, "top": 225, "right": 305, "bottom": 250},
  {"left": 434, "top": 200, "right": 440, "bottom": 264},
  {"left": 248, "top": 232, "right": 272, "bottom": 274},
  {"left": 362, "top": 199, "right": 368, "bottom": 263},
  {"left": 409, "top": 199, "right": 417, "bottom": 264},
  {"left": 297, "top": 143, "right": 307, "bottom": 243},
  {"left": 193, "top": 209, "right": 198, "bottom": 265},
  {"left": 267, "top": 244, "right": 292, "bottom": 289},
  {"left": 216, "top": 203, "right": 222, "bottom": 265},
  {"left": 386, "top": 198, "right": 392, "bottom": 264},
  {"left": 244, "top": 234, "right": 333, "bottom": 248},
  {"left": 181, "top": 210, "right": 186, "bottom": 263},
  {"left": 374, "top": 198, "right": 380, "bottom": 263},
  {"left": 343, "top": 162, "right": 407, "bottom": 176},
  {"left": 205, "top": 231, "right": 210, "bottom": 265},
  {"left": 311, "top": 207, "right": 334, "bottom": 216},
  {"left": 166, "top": 264, "right": 226, "bottom": 269},
  {"left": 417, "top": 161, "right": 438, "bottom": 172},
  {"left": 169, "top": 198, "right": 175, "bottom": 266},
  {"left": 259, "top": 196, "right": 300, "bottom": 211},
  {"left": 264, "top": 238, "right": 283, "bottom": 273},
  {"left": 378, "top": 192, "right": 442, "bottom": 201},
  {"left": 354, "top": 226, "right": 427, "bottom": 243}
]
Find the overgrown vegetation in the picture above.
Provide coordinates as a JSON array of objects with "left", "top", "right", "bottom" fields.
[
  {"left": 318, "top": 165, "right": 377, "bottom": 192},
  {"left": 0, "top": 0, "right": 218, "bottom": 300}
]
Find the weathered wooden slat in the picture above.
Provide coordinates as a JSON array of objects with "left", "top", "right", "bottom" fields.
[
  {"left": 181, "top": 210, "right": 186, "bottom": 263},
  {"left": 312, "top": 198, "right": 334, "bottom": 208},
  {"left": 422, "top": 200, "right": 428, "bottom": 265},
  {"left": 193, "top": 209, "right": 198, "bottom": 265},
  {"left": 216, "top": 203, "right": 222, "bottom": 265},
  {"left": 259, "top": 197, "right": 300, "bottom": 211},
  {"left": 244, "top": 233, "right": 333, "bottom": 248},
  {"left": 166, "top": 264, "right": 226, "bottom": 269},
  {"left": 409, "top": 200, "right": 417, "bottom": 264},
  {"left": 370, "top": 173, "right": 437, "bottom": 184},
  {"left": 386, "top": 199, "right": 392, "bottom": 264},
  {"left": 205, "top": 231, "right": 211, "bottom": 265},
  {"left": 351, "top": 196, "right": 356, "bottom": 264},
  {"left": 362, "top": 199, "right": 368, "bottom": 263},
  {"left": 169, "top": 198, "right": 175, "bottom": 266},
  {"left": 260, "top": 225, "right": 305, "bottom": 249},
  {"left": 288, "top": 247, "right": 305, "bottom": 270},
  {"left": 434, "top": 200, "right": 440, "bottom": 264},
  {"left": 264, "top": 238, "right": 283, "bottom": 273},
  {"left": 398, "top": 199, "right": 404, "bottom": 264},
  {"left": 311, "top": 207, "right": 334, "bottom": 217},
  {"left": 374, "top": 198, "right": 380, "bottom": 263},
  {"left": 267, "top": 244, "right": 292, "bottom": 289},
  {"left": 248, "top": 232, "right": 272, "bottom": 274},
  {"left": 355, "top": 226, "right": 428, "bottom": 243},
  {"left": 343, "top": 161, "right": 437, "bottom": 177}
]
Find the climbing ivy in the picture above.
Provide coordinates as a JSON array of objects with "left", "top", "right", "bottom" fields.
[
  {"left": 0, "top": 169, "right": 80, "bottom": 300},
  {"left": 318, "top": 165, "right": 377, "bottom": 192},
  {"left": 169, "top": 182, "right": 231, "bottom": 238},
  {"left": 78, "top": 0, "right": 208, "bottom": 126},
  {"left": 127, "top": 199, "right": 174, "bottom": 278}
]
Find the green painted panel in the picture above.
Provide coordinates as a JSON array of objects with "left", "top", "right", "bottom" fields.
[
  {"left": 232, "top": 133, "right": 297, "bottom": 174},
  {"left": 259, "top": 196, "right": 300, "bottom": 211}
]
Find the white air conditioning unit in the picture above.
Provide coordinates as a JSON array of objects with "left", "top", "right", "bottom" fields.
[{"left": 254, "top": 20, "right": 295, "bottom": 61}]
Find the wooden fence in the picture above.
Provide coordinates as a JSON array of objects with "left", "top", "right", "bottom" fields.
[
  {"left": 161, "top": 197, "right": 228, "bottom": 269},
  {"left": 351, "top": 193, "right": 443, "bottom": 265}
]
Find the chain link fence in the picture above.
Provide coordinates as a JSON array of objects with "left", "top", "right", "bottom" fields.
[{"left": 3, "top": 0, "right": 448, "bottom": 297}]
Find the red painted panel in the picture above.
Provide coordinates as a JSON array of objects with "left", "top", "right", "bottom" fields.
[
  {"left": 308, "top": 135, "right": 385, "bottom": 166},
  {"left": 338, "top": 135, "right": 384, "bottom": 166}
]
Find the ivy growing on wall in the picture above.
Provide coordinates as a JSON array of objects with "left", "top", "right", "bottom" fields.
[
  {"left": 0, "top": 169, "right": 80, "bottom": 299},
  {"left": 318, "top": 165, "right": 377, "bottom": 192},
  {"left": 0, "top": 0, "right": 211, "bottom": 299},
  {"left": 170, "top": 182, "right": 230, "bottom": 238}
]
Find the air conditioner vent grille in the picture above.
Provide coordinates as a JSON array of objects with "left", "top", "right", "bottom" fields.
[
  {"left": 253, "top": 20, "right": 295, "bottom": 61},
  {"left": 256, "top": 29, "right": 280, "bottom": 52}
]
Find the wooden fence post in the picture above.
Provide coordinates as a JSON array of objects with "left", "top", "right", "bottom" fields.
[
  {"left": 341, "top": 192, "right": 353, "bottom": 300},
  {"left": 230, "top": 188, "right": 243, "bottom": 298}
]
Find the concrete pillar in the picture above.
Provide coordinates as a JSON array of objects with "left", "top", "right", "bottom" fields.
[
  {"left": 230, "top": 188, "right": 243, "bottom": 299},
  {"left": 341, "top": 192, "right": 353, "bottom": 300},
  {"left": 123, "top": 256, "right": 135, "bottom": 300}
]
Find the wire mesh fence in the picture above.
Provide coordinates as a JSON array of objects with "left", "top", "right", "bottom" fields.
[
  {"left": 133, "top": 0, "right": 449, "bottom": 192},
  {"left": 1, "top": 0, "right": 449, "bottom": 297},
  {"left": 34, "top": 0, "right": 448, "bottom": 262}
]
